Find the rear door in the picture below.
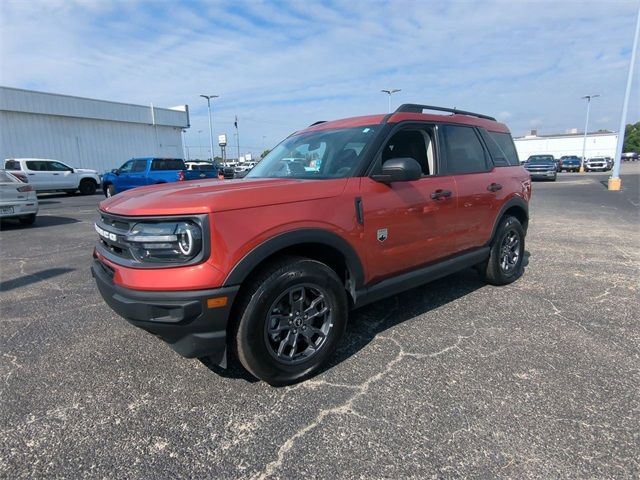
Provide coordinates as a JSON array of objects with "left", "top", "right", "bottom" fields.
[
  {"left": 438, "top": 124, "right": 498, "bottom": 251},
  {"left": 24, "top": 160, "right": 56, "bottom": 190},
  {"left": 360, "top": 123, "right": 459, "bottom": 283}
]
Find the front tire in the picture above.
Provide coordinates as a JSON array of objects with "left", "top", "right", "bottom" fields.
[
  {"left": 105, "top": 184, "right": 116, "bottom": 198},
  {"left": 79, "top": 179, "right": 97, "bottom": 195},
  {"left": 234, "top": 257, "right": 348, "bottom": 386},
  {"left": 481, "top": 216, "right": 525, "bottom": 286}
]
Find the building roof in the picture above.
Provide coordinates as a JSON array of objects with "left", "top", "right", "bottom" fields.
[
  {"left": 0, "top": 86, "right": 189, "bottom": 128},
  {"left": 514, "top": 130, "right": 617, "bottom": 140}
]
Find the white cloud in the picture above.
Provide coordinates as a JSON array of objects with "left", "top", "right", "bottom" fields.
[{"left": 1, "top": 0, "right": 638, "bottom": 156}]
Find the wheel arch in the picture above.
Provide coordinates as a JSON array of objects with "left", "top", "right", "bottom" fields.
[
  {"left": 223, "top": 229, "right": 364, "bottom": 303},
  {"left": 488, "top": 196, "right": 529, "bottom": 245}
]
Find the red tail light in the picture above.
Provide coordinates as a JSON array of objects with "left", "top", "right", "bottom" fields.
[
  {"left": 178, "top": 171, "right": 185, "bottom": 181},
  {"left": 17, "top": 185, "right": 34, "bottom": 192}
]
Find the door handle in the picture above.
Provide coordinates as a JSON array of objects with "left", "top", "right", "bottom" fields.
[
  {"left": 487, "top": 183, "right": 502, "bottom": 192},
  {"left": 28, "top": 173, "right": 35, "bottom": 175},
  {"left": 53, "top": 173, "right": 60, "bottom": 175},
  {"left": 431, "top": 189, "right": 452, "bottom": 200}
]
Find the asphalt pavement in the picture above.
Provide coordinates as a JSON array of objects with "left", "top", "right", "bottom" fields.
[{"left": 1, "top": 165, "right": 639, "bottom": 478}]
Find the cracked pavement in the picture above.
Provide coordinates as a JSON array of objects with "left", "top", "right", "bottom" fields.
[{"left": 1, "top": 165, "right": 639, "bottom": 478}]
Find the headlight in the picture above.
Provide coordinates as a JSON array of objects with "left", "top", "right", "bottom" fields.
[{"left": 126, "top": 221, "right": 203, "bottom": 263}]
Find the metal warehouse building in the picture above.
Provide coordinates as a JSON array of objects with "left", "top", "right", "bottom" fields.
[
  {"left": 514, "top": 129, "right": 618, "bottom": 160},
  {"left": 0, "top": 86, "right": 189, "bottom": 173}
]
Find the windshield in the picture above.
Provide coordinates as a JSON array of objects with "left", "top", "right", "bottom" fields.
[{"left": 247, "top": 126, "right": 378, "bottom": 179}]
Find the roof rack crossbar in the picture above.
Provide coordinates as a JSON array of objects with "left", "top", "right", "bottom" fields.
[{"left": 395, "top": 104, "right": 496, "bottom": 121}]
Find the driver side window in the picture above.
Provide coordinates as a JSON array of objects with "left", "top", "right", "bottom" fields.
[
  {"left": 119, "top": 160, "right": 134, "bottom": 173},
  {"left": 381, "top": 127, "right": 435, "bottom": 176}
]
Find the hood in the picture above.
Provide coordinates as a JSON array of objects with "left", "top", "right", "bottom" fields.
[
  {"left": 76, "top": 168, "right": 98, "bottom": 174},
  {"left": 100, "top": 177, "right": 348, "bottom": 216}
]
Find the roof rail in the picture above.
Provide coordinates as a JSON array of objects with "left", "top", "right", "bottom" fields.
[
  {"left": 309, "top": 120, "right": 326, "bottom": 126},
  {"left": 395, "top": 104, "right": 496, "bottom": 121}
]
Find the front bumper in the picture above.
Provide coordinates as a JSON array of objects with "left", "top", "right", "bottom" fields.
[
  {"left": 527, "top": 170, "right": 556, "bottom": 178},
  {"left": 91, "top": 258, "right": 239, "bottom": 365}
]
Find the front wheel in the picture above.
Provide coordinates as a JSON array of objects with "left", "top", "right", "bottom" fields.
[
  {"left": 105, "top": 184, "right": 116, "bottom": 198},
  {"left": 79, "top": 179, "right": 97, "bottom": 195},
  {"left": 481, "top": 216, "right": 525, "bottom": 286},
  {"left": 234, "top": 257, "right": 348, "bottom": 386}
]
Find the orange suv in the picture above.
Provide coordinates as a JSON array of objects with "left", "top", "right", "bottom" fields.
[{"left": 92, "top": 104, "right": 531, "bottom": 385}]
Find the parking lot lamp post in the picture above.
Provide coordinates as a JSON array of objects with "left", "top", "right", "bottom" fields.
[
  {"left": 609, "top": 6, "right": 640, "bottom": 191},
  {"left": 200, "top": 95, "right": 219, "bottom": 161},
  {"left": 381, "top": 89, "right": 401, "bottom": 113},
  {"left": 579, "top": 94, "right": 599, "bottom": 173}
]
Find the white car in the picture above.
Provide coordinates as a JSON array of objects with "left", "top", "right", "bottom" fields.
[
  {"left": 3, "top": 158, "right": 101, "bottom": 195},
  {"left": 234, "top": 161, "right": 257, "bottom": 173},
  {"left": 0, "top": 170, "right": 38, "bottom": 225},
  {"left": 585, "top": 157, "right": 609, "bottom": 172}
]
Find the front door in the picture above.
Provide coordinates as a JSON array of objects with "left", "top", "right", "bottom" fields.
[{"left": 360, "top": 125, "right": 459, "bottom": 283}]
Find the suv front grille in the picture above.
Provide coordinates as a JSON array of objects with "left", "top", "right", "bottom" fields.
[{"left": 95, "top": 213, "right": 136, "bottom": 261}]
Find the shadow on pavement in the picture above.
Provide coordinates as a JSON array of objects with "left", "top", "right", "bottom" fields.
[
  {"left": 0, "top": 267, "right": 75, "bottom": 292},
  {"left": 0, "top": 216, "right": 80, "bottom": 230}
]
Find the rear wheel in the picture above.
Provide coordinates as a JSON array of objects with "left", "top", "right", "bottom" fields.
[
  {"left": 481, "top": 216, "right": 525, "bottom": 286},
  {"left": 19, "top": 214, "right": 36, "bottom": 225},
  {"left": 233, "top": 257, "right": 348, "bottom": 386},
  {"left": 79, "top": 179, "right": 97, "bottom": 195}
]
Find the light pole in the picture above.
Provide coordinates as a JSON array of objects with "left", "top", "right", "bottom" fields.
[
  {"left": 200, "top": 94, "right": 219, "bottom": 161},
  {"left": 181, "top": 129, "right": 189, "bottom": 160},
  {"left": 381, "top": 89, "right": 401, "bottom": 113},
  {"left": 579, "top": 94, "right": 600, "bottom": 173},
  {"left": 610, "top": 5, "right": 640, "bottom": 191},
  {"left": 197, "top": 130, "right": 203, "bottom": 159}
]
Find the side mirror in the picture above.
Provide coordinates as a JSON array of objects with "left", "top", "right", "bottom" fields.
[
  {"left": 111, "top": 169, "right": 120, "bottom": 175},
  {"left": 69, "top": 168, "right": 75, "bottom": 173},
  {"left": 371, "top": 157, "right": 422, "bottom": 184}
]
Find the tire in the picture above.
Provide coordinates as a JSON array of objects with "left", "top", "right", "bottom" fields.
[
  {"left": 65, "top": 189, "right": 77, "bottom": 195},
  {"left": 481, "top": 216, "right": 525, "bottom": 286},
  {"left": 233, "top": 256, "right": 348, "bottom": 386},
  {"left": 105, "top": 184, "right": 116, "bottom": 198},
  {"left": 79, "top": 179, "right": 97, "bottom": 195},
  {"left": 19, "top": 214, "right": 36, "bottom": 225}
]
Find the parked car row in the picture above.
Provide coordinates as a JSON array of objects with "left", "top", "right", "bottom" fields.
[{"left": 523, "top": 154, "right": 617, "bottom": 175}]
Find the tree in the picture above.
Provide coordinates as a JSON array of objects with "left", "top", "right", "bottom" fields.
[
  {"left": 623, "top": 122, "right": 640, "bottom": 152},
  {"left": 260, "top": 149, "right": 270, "bottom": 159}
]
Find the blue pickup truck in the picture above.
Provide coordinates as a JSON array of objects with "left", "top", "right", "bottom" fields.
[{"left": 102, "top": 158, "right": 218, "bottom": 197}]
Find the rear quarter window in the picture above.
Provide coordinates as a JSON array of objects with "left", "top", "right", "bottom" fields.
[
  {"left": 488, "top": 132, "right": 520, "bottom": 166},
  {"left": 4, "top": 160, "right": 21, "bottom": 171}
]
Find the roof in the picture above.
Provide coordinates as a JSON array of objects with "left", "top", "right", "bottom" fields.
[
  {"left": 300, "top": 111, "right": 509, "bottom": 135},
  {"left": 0, "top": 86, "right": 189, "bottom": 128}
]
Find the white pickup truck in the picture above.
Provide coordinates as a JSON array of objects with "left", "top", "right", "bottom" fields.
[{"left": 3, "top": 158, "right": 101, "bottom": 195}]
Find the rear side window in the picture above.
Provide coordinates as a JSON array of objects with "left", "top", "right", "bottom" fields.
[
  {"left": 151, "top": 159, "right": 185, "bottom": 171},
  {"left": 4, "top": 160, "right": 21, "bottom": 171},
  {"left": 440, "top": 125, "right": 489, "bottom": 174},
  {"left": 488, "top": 132, "right": 520, "bottom": 166}
]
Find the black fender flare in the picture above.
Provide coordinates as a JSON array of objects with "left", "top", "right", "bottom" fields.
[
  {"left": 223, "top": 229, "right": 365, "bottom": 289},
  {"left": 487, "top": 196, "right": 529, "bottom": 245}
]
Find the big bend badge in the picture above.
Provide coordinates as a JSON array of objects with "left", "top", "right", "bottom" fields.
[{"left": 377, "top": 228, "right": 388, "bottom": 242}]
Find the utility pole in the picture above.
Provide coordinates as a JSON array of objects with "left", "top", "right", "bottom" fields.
[
  {"left": 609, "top": 5, "right": 640, "bottom": 191},
  {"left": 235, "top": 115, "right": 240, "bottom": 160},
  {"left": 200, "top": 94, "right": 219, "bottom": 161},
  {"left": 579, "top": 94, "right": 600, "bottom": 173},
  {"left": 381, "top": 89, "right": 401, "bottom": 113}
]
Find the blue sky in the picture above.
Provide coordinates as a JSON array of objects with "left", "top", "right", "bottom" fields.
[{"left": 1, "top": 0, "right": 639, "bottom": 158}]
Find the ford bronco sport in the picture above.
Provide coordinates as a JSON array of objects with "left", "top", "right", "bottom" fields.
[{"left": 92, "top": 104, "right": 531, "bottom": 385}]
